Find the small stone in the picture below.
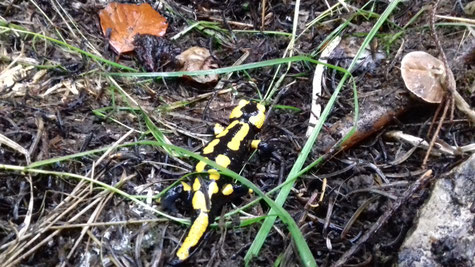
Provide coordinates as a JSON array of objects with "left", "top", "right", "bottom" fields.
[{"left": 398, "top": 154, "right": 475, "bottom": 267}]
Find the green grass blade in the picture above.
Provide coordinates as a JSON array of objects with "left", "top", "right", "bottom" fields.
[
  {"left": 0, "top": 163, "right": 186, "bottom": 223},
  {"left": 151, "top": 142, "right": 316, "bottom": 267},
  {"left": 0, "top": 24, "right": 136, "bottom": 72},
  {"left": 273, "top": 105, "right": 302, "bottom": 112},
  {"left": 106, "top": 55, "right": 342, "bottom": 79},
  {"left": 22, "top": 137, "right": 316, "bottom": 266},
  {"left": 244, "top": 0, "right": 402, "bottom": 264}
]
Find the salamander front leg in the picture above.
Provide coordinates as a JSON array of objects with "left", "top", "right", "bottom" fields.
[
  {"left": 251, "top": 139, "right": 274, "bottom": 158},
  {"left": 220, "top": 183, "right": 250, "bottom": 199},
  {"left": 161, "top": 181, "right": 192, "bottom": 214}
]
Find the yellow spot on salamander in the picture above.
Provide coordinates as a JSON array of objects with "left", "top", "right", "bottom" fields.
[
  {"left": 196, "top": 160, "right": 207, "bottom": 172},
  {"left": 216, "top": 120, "right": 239, "bottom": 138},
  {"left": 257, "top": 103, "right": 266, "bottom": 113},
  {"left": 227, "top": 123, "right": 249, "bottom": 151},
  {"left": 203, "top": 139, "right": 220, "bottom": 154},
  {"left": 249, "top": 105, "right": 266, "bottom": 129},
  {"left": 176, "top": 212, "right": 209, "bottom": 261},
  {"left": 215, "top": 154, "right": 231, "bottom": 168},
  {"left": 208, "top": 181, "right": 219, "bottom": 198},
  {"left": 222, "top": 184, "right": 234, "bottom": 196},
  {"left": 193, "top": 178, "right": 201, "bottom": 191},
  {"left": 192, "top": 191, "right": 208, "bottom": 211},
  {"left": 229, "top": 99, "right": 250, "bottom": 119},
  {"left": 240, "top": 99, "right": 250, "bottom": 106},
  {"left": 248, "top": 188, "right": 254, "bottom": 194},
  {"left": 214, "top": 123, "right": 224, "bottom": 136},
  {"left": 251, "top": 140, "right": 261, "bottom": 149},
  {"left": 208, "top": 169, "right": 220, "bottom": 180},
  {"left": 181, "top": 181, "right": 191, "bottom": 192}
]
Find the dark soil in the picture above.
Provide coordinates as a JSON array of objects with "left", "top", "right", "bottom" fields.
[{"left": 0, "top": 0, "right": 474, "bottom": 266}]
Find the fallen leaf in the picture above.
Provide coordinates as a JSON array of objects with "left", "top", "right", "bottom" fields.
[
  {"left": 176, "top": 47, "right": 219, "bottom": 85},
  {"left": 99, "top": 3, "right": 168, "bottom": 54}
]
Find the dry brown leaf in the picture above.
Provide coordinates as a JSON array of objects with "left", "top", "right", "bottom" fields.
[
  {"left": 99, "top": 3, "right": 168, "bottom": 54},
  {"left": 176, "top": 47, "right": 219, "bottom": 85}
]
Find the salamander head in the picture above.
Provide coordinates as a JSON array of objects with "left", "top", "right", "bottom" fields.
[{"left": 229, "top": 99, "right": 266, "bottom": 129}]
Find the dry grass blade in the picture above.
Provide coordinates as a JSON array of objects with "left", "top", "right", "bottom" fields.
[
  {"left": 2, "top": 191, "right": 99, "bottom": 266},
  {"left": 49, "top": 219, "right": 168, "bottom": 230},
  {"left": 2, "top": 0, "right": 473, "bottom": 265},
  {"left": 306, "top": 36, "right": 341, "bottom": 137},
  {"left": 436, "top": 14, "right": 475, "bottom": 25},
  {"left": 64, "top": 173, "right": 133, "bottom": 264},
  {"left": 0, "top": 129, "right": 137, "bottom": 266},
  {"left": 95, "top": 129, "right": 134, "bottom": 165},
  {"left": 28, "top": 116, "right": 44, "bottom": 160},
  {"left": 17, "top": 175, "right": 34, "bottom": 241},
  {"left": 0, "top": 133, "right": 30, "bottom": 164},
  {"left": 340, "top": 196, "right": 379, "bottom": 240}
]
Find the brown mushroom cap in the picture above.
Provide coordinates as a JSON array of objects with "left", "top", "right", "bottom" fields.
[{"left": 400, "top": 51, "right": 446, "bottom": 103}]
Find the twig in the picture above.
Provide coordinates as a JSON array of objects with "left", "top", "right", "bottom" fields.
[
  {"left": 386, "top": 130, "right": 475, "bottom": 156},
  {"left": 422, "top": 0, "right": 475, "bottom": 167},
  {"left": 430, "top": 0, "right": 475, "bottom": 123},
  {"left": 333, "top": 170, "right": 433, "bottom": 267},
  {"left": 261, "top": 0, "right": 266, "bottom": 30},
  {"left": 436, "top": 14, "right": 475, "bottom": 25},
  {"left": 28, "top": 115, "right": 44, "bottom": 160},
  {"left": 422, "top": 97, "right": 450, "bottom": 168}
]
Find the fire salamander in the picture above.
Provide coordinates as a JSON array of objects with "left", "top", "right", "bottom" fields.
[{"left": 162, "top": 99, "right": 266, "bottom": 265}]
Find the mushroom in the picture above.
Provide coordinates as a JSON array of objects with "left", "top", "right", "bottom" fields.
[{"left": 400, "top": 51, "right": 446, "bottom": 103}]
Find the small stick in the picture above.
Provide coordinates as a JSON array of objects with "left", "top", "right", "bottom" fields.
[
  {"left": 261, "top": 0, "right": 266, "bottom": 30},
  {"left": 430, "top": 0, "right": 475, "bottom": 123},
  {"left": 422, "top": 97, "right": 450, "bottom": 168}
]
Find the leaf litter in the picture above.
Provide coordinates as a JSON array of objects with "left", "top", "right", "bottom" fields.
[{"left": 99, "top": 2, "right": 168, "bottom": 54}]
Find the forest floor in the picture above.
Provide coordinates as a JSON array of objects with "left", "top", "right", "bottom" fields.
[{"left": 0, "top": 0, "right": 474, "bottom": 266}]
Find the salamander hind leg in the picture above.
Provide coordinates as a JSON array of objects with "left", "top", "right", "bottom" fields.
[
  {"left": 170, "top": 178, "right": 212, "bottom": 265},
  {"left": 170, "top": 210, "right": 210, "bottom": 265},
  {"left": 252, "top": 139, "right": 273, "bottom": 153}
]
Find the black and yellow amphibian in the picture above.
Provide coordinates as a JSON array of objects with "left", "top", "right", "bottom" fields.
[{"left": 163, "top": 100, "right": 266, "bottom": 264}]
